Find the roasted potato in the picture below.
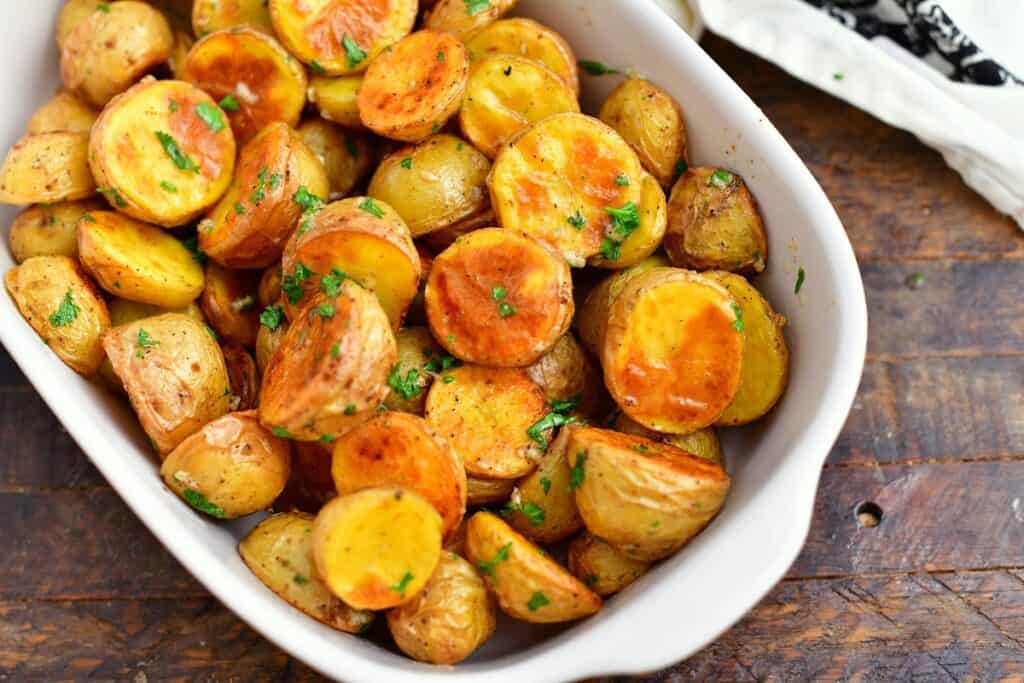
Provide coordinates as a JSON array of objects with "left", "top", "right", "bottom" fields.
[
  {"left": 610, "top": 412, "right": 723, "bottom": 466},
  {"left": 161, "top": 410, "right": 291, "bottom": 517},
  {"left": 168, "top": 29, "right": 195, "bottom": 80},
  {"left": 257, "top": 266, "right": 282, "bottom": 309},
  {"left": 466, "top": 18, "right": 579, "bottom": 95},
  {"left": 7, "top": 199, "right": 104, "bottom": 262},
  {"left": 504, "top": 426, "right": 584, "bottom": 545},
  {"left": 567, "top": 426, "right": 731, "bottom": 561},
  {"left": 255, "top": 316, "right": 287, "bottom": 374},
  {"left": 0, "top": 132, "right": 95, "bottom": 205},
  {"left": 368, "top": 135, "right": 491, "bottom": 238},
  {"left": 312, "top": 487, "right": 442, "bottom": 610},
  {"left": 199, "top": 262, "right": 261, "bottom": 346},
  {"left": 358, "top": 30, "right": 469, "bottom": 143},
  {"left": 464, "top": 511, "right": 602, "bottom": 623},
  {"left": 525, "top": 333, "right": 605, "bottom": 419},
  {"left": 56, "top": 0, "right": 104, "bottom": 49},
  {"left": 466, "top": 475, "right": 516, "bottom": 507},
  {"left": 108, "top": 298, "right": 205, "bottom": 326},
  {"left": 425, "top": 228, "right": 573, "bottom": 367},
  {"left": 460, "top": 56, "right": 580, "bottom": 159},
  {"left": 588, "top": 173, "right": 667, "bottom": 269},
  {"left": 26, "top": 92, "right": 97, "bottom": 135},
  {"left": 5, "top": 256, "right": 110, "bottom": 376},
  {"left": 567, "top": 532, "right": 650, "bottom": 597},
  {"left": 387, "top": 552, "right": 497, "bottom": 665},
  {"left": 222, "top": 342, "right": 259, "bottom": 410},
  {"left": 418, "top": 207, "right": 495, "bottom": 253},
  {"left": 307, "top": 74, "right": 364, "bottom": 129},
  {"left": 423, "top": 0, "right": 517, "bottom": 41},
  {"left": 193, "top": 0, "right": 274, "bottom": 36},
  {"left": 274, "top": 441, "right": 335, "bottom": 513},
  {"left": 182, "top": 27, "right": 308, "bottom": 145},
  {"left": 297, "top": 120, "right": 375, "bottom": 201},
  {"left": 78, "top": 211, "right": 206, "bottom": 308},
  {"left": 103, "top": 313, "right": 232, "bottom": 454},
  {"left": 89, "top": 78, "right": 237, "bottom": 227},
  {"left": 383, "top": 326, "right": 444, "bottom": 415},
  {"left": 665, "top": 167, "right": 768, "bottom": 274}
]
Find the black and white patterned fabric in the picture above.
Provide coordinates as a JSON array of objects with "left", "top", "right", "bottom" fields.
[{"left": 803, "top": 0, "right": 1022, "bottom": 86}]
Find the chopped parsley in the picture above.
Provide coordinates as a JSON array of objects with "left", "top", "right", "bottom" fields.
[
  {"left": 281, "top": 263, "right": 316, "bottom": 304},
  {"left": 250, "top": 166, "right": 272, "bottom": 205},
  {"left": 195, "top": 102, "right": 226, "bottom": 133},
  {"left": 272, "top": 427, "right": 294, "bottom": 439},
  {"left": 540, "top": 476, "right": 552, "bottom": 495},
  {"left": 423, "top": 350, "right": 461, "bottom": 373},
  {"left": 96, "top": 3, "right": 111, "bottom": 12},
  {"left": 464, "top": 0, "right": 491, "bottom": 16},
  {"left": 598, "top": 201, "right": 640, "bottom": 261},
  {"left": 310, "top": 60, "right": 326, "bottom": 74},
  {"left": 293, "top": 574, "right": 309, "bottom": 585},
  {"left": 234, "top": 202, "right": 246, "bottom": 215},
  {"left": 615, "top": 174, "right": 630, "bottom": 186},
  {"left": 293, "top": 186, "right": 325, "bottom": 214},
  {"left": 834, "top": 72, "right": 844, "bottom": 81},
  {"left": 49, "top": 290, "right": 79, "bottom": 327},
  {"left": 169, "top": 100, "right": 178, "bottom": 112},
  {"left": 344, "top": 404, "right": 357, "bottom": 416},
  {"left": 342, "top": 35, "right": 367, "bottom": 68},
  {"left": 330, "top": 342, "right": 340, "bottom": 359},
  {"left": 317, "top": 303, "right": 335, "bottom": 319},
  {"left": 443, "top": 375, "right": 455, "bottom": 384},
  {"left": 135, "top": 329, "right": 159, "bottom": 358},
  {"left": 344, "top": 134, "right": 359, "bottom": 158},
  {"left": 498, "top": 302, "right": 516, "bottom": 318},
  {"left": 391, "top": 571, "right": 414, "bottom": 594},
  {"left": 708, "top": 169, "right": 734, "bottom": 189},
  {"left": 526, "top": 395, "right": 580, "bottom": 448},
  {"left": 491, "top": 286, "right": 506, "bottom": 302},
  {"left": 631, "top": 444, "right": 650, "bottom": 454},
  {"left": 160, "top": 180, "right": 178, "bottom": 193},
  {"left": 155, "top": 131, "right": 200, "bottom": 173},
  {"left": 97, "top": 186, "right": 126, "bottom": 207},
  {"left": 180, "top": 236, "right": 207, "bottom": 265},
  {"left": 578, "top": 60, "right": 621, "bottom": 76},
  {"left": 796, "top": 267, "right": 806, "bottom": 294},
  {"left": 182, "top": 489, "right": 226, "bottom": 518},
  {"left": 320, "top": 433, "right": 336, "bottom": 444},
  {"left": 503, "top": 501, "right": 545, "bottom": 526},
  {"left": 731, "top": 303, "right": 744, "bottom": 332},
  {"left": 568, "top": 451, "right": 587, "bottom": 490},
  {"left": 905, "top": 272, "right": 925, "bottom": 290},
  {"left": 358, "top": 197, "right": 385, "bottom": 218},
  {"left": 583, "top": 574, "right": 598, "bottom": 588},
  {"left": 81, "top": 214, "right": 96, "bottom": 223},
  {"left": 400, "top": 157, "right": 413, "bottom": 169},
  {"left": 437, "top": 50, "right": 446, "bottom": 62},
  {"left": 388, "top": 366, "right": 422, "bottom": 400},
  {"left": 319, "top": 269, "right": 346, "bottom": 297},
  {"left": 527, "top": 591, "right": 550, "bottom": 612},
  {"left": 219, "top": 94, "right": 240, "bottom": 111},
  {"left": 675, "top": 159, "right": 689, "bottom": 178},
  {"left": 476, "top": 541, "right": 511, "bottom": 577},
  {"left": 567, "top": 210, "right": 586, "bottom": 230}
]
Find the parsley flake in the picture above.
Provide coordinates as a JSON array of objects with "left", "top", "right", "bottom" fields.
[
  {"left": 464, "top": 0, "right": 491, "bottom": 16},
  {"left": 182, "top": 489, "right": 226, "bottom": 518},
  {"left": 731, "top": 303, "right": 744, "bottom": 332},
  {"left": 160, "top": 180, "right": 178, "bottom": 193},
  {"left": 135, "top": 329, "right": 159, "bottom": 358},
  {"left": 293, "top": 574, "right": 309, "bottom": 585},
  {"left": 615, "top": 174, "right": 630, "bottom": 186},
  {"left": 498, "top": 302, "right": 516, "bottom": 318},
  {"left": 155, "top": 131, "right": 200, "bottom": 173},
  {"left": 310, "top": 60, "right": 326, "bottom": 74},
  {"left": 527, "top": 591, "right": 550, "bottom": 611},
  {"left": 272, "top": 427, "right": 294, "bottom": 439},
  {"left": 476, "top": 541, "right": 511, "bottom": 576},
  {"left": 281, "top": 263, "right": 316, "bottom": 304},
  {"left": 97, "top": 186, "right": 127, "bottom": 207},
  {"left": 504, "top": 501, "right": 545, "bottom": 526},
  {"left": 391, "top": 571, "right": 414, "bottom": 594},
  {"left": 567, "top": 210, "right": 586, "bottom": 230},
  {"left": 579, "top": 60, "right": 621, "bottom": 76},
  {"left": 491, "top": 286, "right": 506, "bottom": 302},
  {"left": 598, "top": 201, "right": 640, "bottom": 261},
  {"left": 388, "top": 366, "right": 422, "bottom": 400},
  {"left": 293, "top": 186, "right": 325, "bottom": 214},
  {"left": 675, "top": 159, "right": 689, "bottom": 178},
  {"left": 400, "top": 157, "right": 413, "bottom": 169},
  {"left": 317, "top": 303, "right": 335, "bottom": 319},
  {"left": 708, "top": 169, "right": 734, "bottom": 189},
  {"left": 319, "top": 269, "right": 346, "bottom": 297},
  {"left": 358, "top": 197, "right": 385, "bottom": 218},
  {"left": 49, "top": 290, "right": 79, "bottom": 327},
  {"left": 342, "top": 35, "right": 367, "bottom": 68},
  {"left": 568, "top": 451, "right": 587, "bottom": 490},
  {"left": 219, "top": 94, "right": 240, "bottom": 111},
  {"left": 540, "top": 476, "right": 552, "bottom": 495},
  {"left": 796, "top": 267, "right": 806, "bottom": 294},
  {"left": 526, "top": 396, "right": 579, "bottom": 448},
  {"left": 260, "top": 305, "right": 283, "bottom": 330},
  {"left": 195, "top": 101, "right": 226, "bottom": 133}
]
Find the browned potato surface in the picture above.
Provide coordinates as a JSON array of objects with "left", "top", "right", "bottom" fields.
[
  {"left": 567, "top": 532, "right": 650, "bottom": 597},
  {"left": 297, "top": 120, "right": 375, "bottom": 201},
  {"left": 193, "top": 0, "right": 274, "bottom": 36},
  {"left": 274, "top": 441, "right": 335, "bottom": 513},
  {"left": 382, "top": 326, "right": 444, "bottom": 415},
  {"left": 255, "top": 316, "right": 287, "bottom": 374},
  {"left": 7, "top": 199, "right": 104, "bottom": 263},
  {"left": 0, "top": 132, "right": 95, "bottom": 205},
  {"left": 26, "top": 92, "right": 97, "bottom": 135},
  {"left": 466, "top": 18, "right": 579, "bottom": 95},
  {"left": 575, "top": 255, "right": 669, "bottom": 357},
  {"left": 424, "top": 0, "right": 517, "bottom": 41},
  {"left": 525, "top": 333, "right": 605, "bottom": 419},
  {"left": 199, "top": 262, "right": 261, "bottom": 347},
  {"left": 222, "top": 343, "right": 259, "bottom": 411},
  {"left": 307, "top": 75, "right": 364, "bottom": 129},
  {"left": 257, "top": 266, "right": 282, "bottom": 309},
  {"left": 466, "top": 475, "right": 516, "bottom": 507},
  {"left": 504, "top": 426, "right": 583, "bottom": 544}
]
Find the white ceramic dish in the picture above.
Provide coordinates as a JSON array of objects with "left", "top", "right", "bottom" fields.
[{"left": 0, "top": 1, "right": 867, "bottom": 680}]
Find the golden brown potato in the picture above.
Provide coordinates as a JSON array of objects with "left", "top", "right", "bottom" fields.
[
  {"left": 201, "top": 122, "right": 329, "bottom": 269},
  {"left": 599, "top": 79, "right": 688, "bottom": 189},
  {"left": 331, "top": 412, "right": 466, "bottom": 539},
  {"left": 257, "top": 266, "right": 282, "bottom": 309},
  {"left": 89, "top": 78, "right": 236, "bottom": 227},
  {"left": 193, "top": 0, "right": 274, "bottom": 36},
  {"left": 609, "top": 412, "right": 723, "bottom": 466},
  {"left": 161, "top": 410, "right": 291, "bottom": 517},
  {"left": 199, "top": 262, "right": 261, "bottom": 346},
  {"left": 297, "top": 120, "right": 375, "bottom": 201},
  {"left": 358, "top": 31, "right": 469, "bottom": 143},
  {"left": 460, "top": 56, "right": 580, "bottom": 159},
  {"left": 665, "top": 167, "right": 768, "bottom": 274},
  {"left": 466, "top": 475, "right": 516, "bottom": 507},
  {"left": 703, "top": 271, "right": 789, "bottom": 426},
  {"left": 7, "top": 199, "right": 104, "bottom": 263},
  {"left": 255, "top": 316, "right": 287, "bottom": 374},
  {"left": 567, "top": 426, "right": 731, "bottom": 561},
  {"left": 240, "top": 513, "right": 375, "bottom": 633},
  {"left": 168, "top": 29, "right": 195, "bottom": 80},
  {"left": 387, "top": 552, "right": 496, "bottom": 665},
  {"left": 0, "top": 133, "right": 95, "bottom": 205},
  {"left": 108, "top": 297, "right": 206, "bottom": 327},
  {"left": 103, "top": 313, "right": 232, "bottom": 454},
  {"left": 281, "top": 197, "right": 420, "bottom": 329},
  {"left": 383, "top": 326, "right": 445, "bottom": 415},
  {"left": 61, "top": 1, "right": 174, "bottom": 107},
  {"left": 368, "top": 135, "right": 491, "bottom": 238},
  {"left": 78, "top": 211, "right": 205, "bottom": 308},
  {"left": 259, "top": 283, "right": 396, "bottom": 442},
  {"left": 5, "top": 256, "right": 110, "bottom": 376},
  {"left": 488, "top": 113, "right": 645, "bottom": 267},
  {"left": 424, "top": 0, "right": 517, "bottom": 41},
  {"left": 464, "top": 511, "right": 602, "bottom": 623},
  {"left": 313, "top": 487, "right": 442, "bottom": 610},
  {"left": 425, "top": 228, "right": 573, "bottom": 367},
  {"left": 525, "top": 334, "right": 605, "bottom": 419},
  {"left": 307, "top": 74, "right": 364, "bottom": 129},
  {"left": 56, "top": 0, "right": 104, "bottom": 49},
  {"left": 274, "top": 441, "right": 335, "bottom": 513},
  {"left": 418, "top": 207, "right": 494, "bottom": 253},
  {"left": 466, "top": 18, "right": 579, "bottom": 95},
  {"left": 182, "top": 27, "right": 308, "bottom": 145},
  {"left": 269, "top": 0, "right": 417, "bottom": 76},
  {"left": 602, "top": 268, "right": 744, "bottom": 434},
  {"left": 425, "top": 364, "right": 547, "bottom": 480},
  {"left": 222, "top": 342, "right": 259, "bottom": 411},
  {"left": 26, "top": 92, "right": 98, "bottom": 135},
  {"left": 567, "top": 532, "right": 650, "bottom": 597},
  {"left": 504, "top": 426, "right": 583, "bottom": 545},
  {"left": 588, "top": 173, "right": 667, "bottom": 270}
]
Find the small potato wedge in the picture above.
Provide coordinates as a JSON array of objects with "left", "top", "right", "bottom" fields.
[
  {"left": 0, "top": 132, "right": 95, "bottom": 205},
  {"left": 464, "top": 511, "right": 602, "bottom": 623},
  {"left": 525, "top": 333, "right": 605, "bottom": 420},
  {"left": 5, "top": 256, "right": 110, "bottom": 376},
  {"left": 588, "top": 173, "right": 667, "bottom": 269},
  {"left": 313, "top": 487, "right": 442, "bottom": 610},
  {"left": 308, "top": 75, "right": 364, "bottom": 129},
  {"left": 7, "top": 199, "right": 104, "bottom": 262},
  {"left": 466, "top": 18, "right": 579, "bottom": 95},
  {"left": 466, "top": 475, "right": 516, "bottom": 507},
  {"left": 240, "top": 513, "right": 375, "bottom": 633},
  {"left": 193, "top": 0, "right": 274, "bottom": 36},
  {"left": 274, "top": 441, "right": 336, "bottom": 514},
  {"left": 424, "top": 364, "right": 547, "bottom": 480},
  {"left": 383, "top": 326, "right": 445, "bottom": 415},
  {"left": 425, "top": 228, "right": 573, "bottom": 367},
  {"left": 358, "top": 30, "right": 469, "bottom": 143},
  {"left": 610, "top": 412, "right": 724, "bottom": 466},
  {"left": 199, "top": 262, "right": 261, "bottom": 347},
  {"left": 423, "top": 0, "right": 517, "bottom": 41},
  {"left": 567, "top": 532, "right": 650, "bottom": 597},
  {"left": 103, "top": 313, "right": 232, "bottom": 454},
  {"left": 297, "top": 120, "right": 375, "bottom": 201},
  {"left": 222, "top": 343, "right": 260, "bottom": 411},
  {"left": 26, "top": 91, "right": 98, "bottom": 135},
  {"left": 161, "top": 410, "right": 291, "bottom": 518},
  {"left": 567, "top": 426, "right": 731, "bottom": 561},
  {"left": 387, "top": 552, "right": 497, "bottom": 665},
  {"left": 78, "top": 211, "right": 205, "bottom": 308},
  {"left": 504, "top": 426, "right": 584, "bottom": 545}
]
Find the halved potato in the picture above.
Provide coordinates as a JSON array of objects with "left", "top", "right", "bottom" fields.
[
  {"left": 0, "top": 133, "right": 95, "bottom": 205},
  {"left": 466, "top": 475, "right": 516, "bottom": 507},
  {"left": 464, "top": 511, "right": 602, "bottom": 623},
  {"left": 103, "top": 313, "right": 232, "bottom": 454},
  {"left": 358, "top": 30, "right": 469, "bottom": 143},
  {"left": 460, "top": 56, "right": 579, "bottom": 159},
  {"left": 182, "top": 27, "right": 308, "bottom": 145},
  {"left": 567, "top": 532, "right": 650, "bottom": 597},
  {"left": 89, "top": 78, "right": 236, "bottom": 227},
  {"left": 588, "top": 172, "right": 667, "bottom": 269},
  {"left": 200, "top": 262, "right": 261, "bottom": 347},
  {"left": 222, "top": 342, "right": 260, "bottom": 411},
  {"left": 312, "top": 487, "right": 442, "bottom": 610},
  {"left": 161, "top": 410, "right": 291, "bottom": 518},
  {"left": 274, "top": 441, "right": 336, "bottom": 513},
  {"left": 425, "top": 228, "right": 573, "bottom": 367},
  {"left": 7, "top": 199, "right": 104, "bottom": 262},
  {"left": 602, "top": 268, "right": 744, "bottom": 434},
  {"left": 269, "top": 0, "right": 417, "bottom": 76},
  {"left": 308, "top": 74, "right": 364, "bottom": 129},
  {"left": 193, "top": 0, "right": 274, "bottom": 36},
  {"left": 368, "top": 135, "right": 491, "bottom": 238},
  {"left": 466, "top": 18, "right": 579, "bottom": 95},
  {"left": 525, "top": 333, "right": 605, "bottom": 419},
  {"left": 240, "top": 512, "right": 375, "bottom": 633},
  {"left": 259, "top": 283, "right": 396, "bottom": 441},
  {"left": 5, "top": 255, "right": 110, "bottom": 376},
  {"left": 610, "top": 412, "right": 723, "bottom": 466},
  {"left": 297, "top": 120, "right": 375, "bottom": 201},
  {"left": 281, "top": 197, "right": 420, "bottom": 329},
  {"left": 423, "top": 0, "right": 517, "bottom": 41},
  {"left": 504, "top": 426, "right": 583, "bottom": 545},
  {"left": 424, "top": 364, "right": 547, "bottom": 480},
  {"left": 383, "top": 326, "right": 444, "bottom": 415},
  {"left": 26, "top": 92, "right": 98, "bottom": 135},
  {"left": 255, "top": 316, "right": 287, "bottom": 374},
  {"left": 78, "top": 211, "right": 205, "bottom": 308},
  {"left": 488, "top": 113, "right": 645, "bottom": 267}
]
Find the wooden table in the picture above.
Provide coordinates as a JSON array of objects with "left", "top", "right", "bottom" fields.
[{"left": 2, "top": 35, "right": 1022, "bottom": 681}]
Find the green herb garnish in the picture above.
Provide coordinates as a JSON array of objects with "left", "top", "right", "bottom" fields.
[
  {"left": 464, "top": 0, "right": 491, "bottom": 16},
  {"left": 400, "top": 158, "right": 413, "bottom": 169},
  {"left": 317, "top": 303, "right": 335, "bottom": 319},
  {"left": 155, "top": 131, "right": 200, "bottom": 173},
  {"left": 342, "top": 35, "right": 367, "bottom": 68},
  {"left": 358, "top": 197, "right": 385, "bottom": 218},
  {"left": 731, "top": 303, "right": 744, "bottom": 332},
  {"left": 388, "top": 366, "right": 422, "bottom": 400},
  {"left": 796, "top": 267, "right": 806, "bottom": 294},
  {"left": 708, "top": 169, "right": 734, "bottom": 189},
  {"left": 527, "top": 591, "right": 550, "bottom": 612},
  {"left": 503, "top": 501, "right": 545, "bottom": 526},
  {"left": 476, "top": 542, "right": 511, "bottom": 577},
  {"left": 579, "top": 60, "right": 621, "bottom": 76},
  {"left": 344, "top": 404, "right": 357, "bottom": 416},
  {"left": 281, "top": 263, "right": 316, "bottom": 304},
  {"left": 160, "top": 180, "right": 178, "bottom": 193},
  {"left": 293, "top": 186, "right": 325, "bottom": 214},
  {"left": 182, "top": 489, "right": 226, "bottom": 518},
  {"left": 195, "top": 101, "right": 226, "bottom": 133},
  {"left": 567, "top": 210, "right": 586, "bottom": 230},
  {"left": 272, "top": 427, "right": 295, "bottom": 439},
  {"left": 219, "top": 94, "right": 240, "bottom": 111},
  {"left": 526, "top": 396, "right": 579, "bottom": 448},
  {"left": 391, "top": 572, "right": 414, "bottom": 594},
  {"left": 97, "top": 187, "right": 126, "bottom": 207},
  {"left": 135, "top": 329, "right": 159, "bottom": 357},
  {"left": 319, "top": 269, "right": 346, "bottom": 297},
  {"left": 568, "top": 451, "right": 587, "bottom": 490},
  {"left": 615, "top": 174, "right": 630, "bottom": 186},
  {"left": 598, "top": 201, "right": 640, "bottom": 261},
  {"left": 260, "top": 305, "right": 284, "bottom": 330},
  {"left": 540, "top": 476, "right": 552, "bottom": 495},
  {"left": 49, "top": 290, "right": 79, "bottom": 327}
]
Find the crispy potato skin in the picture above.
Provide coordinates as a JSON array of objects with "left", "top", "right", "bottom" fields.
[
  {"left": 8, "top": 199, "right": 104, "bottom": 263},
  {"left": 425, "top": 228, "right": 573, "bottom": 367},
  {"left": 61, "top": 1, "right": 174, "bottom": 107},
  {"left": 383, "top": 326, "right": 442, "bottom": 415},
  {"left": 78, "top": 211, "right": 206, "bottom": 308},
  {"left": 161, "top": 410, "right": 292, "bottom": 518},
  {"left": 665, "top": 167, "right": 768, "bottom": 274},
  {"left": 506, "top": 426, "right": 584, "bottom": 544},
  {"left": 466, "top": 475, "right": 516, "bottom": 507},
  {"left": 297, "top": 120, "right": 375, "bottom": 201},
  {"left": 358, "top": 30, "right": 469, "bottom": 143},
  {"left": 26, "top": 92, "right": 97, "bottom": 135},
  {"left": 610, "top": 412, "right": 724, "bottom": 466},
  {"left": 5, "top": 256, "right": 110, "bottom": 376},
  {"left": 274, "top": 441, "right": 336, "bottom": 513},
  {"left": 182, "top": 27, "right": 308, "bottom": 145},
  {"left": 466, "top": 18, "right": 579, "bottom": 95},
  {"left": 424, "top": 0, "right": 517, "bottom": 41},
  {"left": 589, "top": 173, "right": 667, "bottom": 270},
  {"left": 599, "top": 79, "right": 688, "bottom": 189},
  {"left": 103, "top": 313, "right": 232, "bottom": 454},
  {"left": 525, "top": 334, "right": 605, "bottom": 419},
  {"left": 0, "top": 132, "right": 95, "bottom": 205},
  {"left": 193, "top": 0, "right": 275, "bottom": 36},
  {"left": 424, "top": 364, "right": 547, "bottom": 480},
  {"left": 259, "top": 283, "right": 396, "bottom": 442},
  {"left": 567, "top": 427, "right": 731, "bottom": 561},
  {"left": 89, "top": 78, "right": 237, "bottom": 227},
  {"left": 387, "top": 552, "right": 497, "bottom": 665},
  {"left": 465, "top": 511, "right": 602, "bottom": 623},
  {"left": 312, "top": 487, "right": 442, "bottom": 610},
  {"left": 199, "top": 262, "right": 261, "bottom": 347},
  {"left": 239, "top": 512, "right": 375, "bottom": 633},
  {"left": 567, "top": 532, "right": 650, "bottom": 597},
  {"left": 222, "top": 343, "right": 260, "bottom": 411}
]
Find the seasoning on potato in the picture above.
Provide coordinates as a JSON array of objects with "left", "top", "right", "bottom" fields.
[
  {"left": 192, "top": 0, "right": 275, "bottom": 37},
  {"left": 609, "top": 411, "right": 724, "bottom": 466},
  {"left": 199, "top": 263, "right": 261, "bottom": 347},
  {"left": 423, "top": 0, "right": 518, "bottom": 41},
  {"left": 382, "top": 327, "right": 446, "bottom": 415},
  {"left": 26, "top": 91, "right": 97, "bottom": 135},
  {"left": 567, "top": 532, "right": 651, "bottom": 597},
  {"left": 7, "top": 199, "right": 104, "bottom": 263},
  {"left": 525, "top": 334, "right": 606, "bottom": 419},
  {"left": 297, "top": 120, "right": 375, "bottom": 201},
  {"left": 0, "top": 132, "right": 95, "bottom": 206},
  {"left": 503, "top": 426, "right": 584, "bottom": 545},
  {"left": 588, "top": 173, "right": 668, "bottom": 270},
  {"left": 466, "top": 18, "right": 579, "bottom": 95}
]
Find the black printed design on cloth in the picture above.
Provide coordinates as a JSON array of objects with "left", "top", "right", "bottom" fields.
[{"left": 803, "top": 0, "right": 1023, "bottom": 86}]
